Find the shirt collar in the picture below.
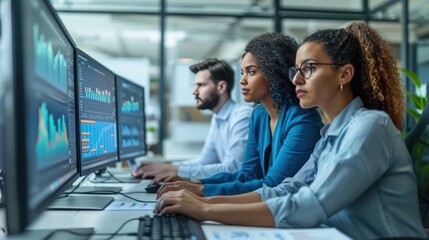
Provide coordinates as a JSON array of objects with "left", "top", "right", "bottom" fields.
[
  {"left": 215, "top": 99, "right": 235, "bottom": 121},
  {"left": 320, "top": 97, "right": 364, "bottom": 137}
]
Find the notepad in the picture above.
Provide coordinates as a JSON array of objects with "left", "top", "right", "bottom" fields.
[{"left": 202, "top": 225, "right": 351, "bottom": 240}]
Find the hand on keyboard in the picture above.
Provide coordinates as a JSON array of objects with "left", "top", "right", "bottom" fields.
[
  {"left": 156, "top": 181, "right": 204, "bottom": 199},
  {"left": 152, "top": 173, "right": 189, "bottom": 184}
]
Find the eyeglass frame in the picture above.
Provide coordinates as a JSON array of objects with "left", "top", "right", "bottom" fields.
[{"left": 288, "top": 62, "right": 344, "bottom": 82}]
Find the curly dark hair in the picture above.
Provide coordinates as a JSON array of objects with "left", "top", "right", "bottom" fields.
[
  {"left": 303, "top": 22, "right": 404, "bottom": 130},
  {"left": 190, "top": 58, "right": 235, "bottom": 96},
  {"left": 243, "top": 32, "right": 299, "bottom": 110}
]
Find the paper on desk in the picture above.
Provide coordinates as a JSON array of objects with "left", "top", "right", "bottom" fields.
[
  {"left": 105, "top": 201, "right": 156, "bottom": 211},
  {"left": 202, "top": 225, "right": 351, "bottom": 240}
]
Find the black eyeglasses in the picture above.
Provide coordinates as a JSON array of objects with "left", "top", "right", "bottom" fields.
[{"left": 288, "top": 62, "right": 343, "bottom": 81}]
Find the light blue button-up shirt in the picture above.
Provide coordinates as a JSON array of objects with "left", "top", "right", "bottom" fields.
[
  {"left": 256, "top": 97, "right": 426, "bottom": 239},
  {"left": 175, "top": 100, "right": 252, "bottom": 180}
]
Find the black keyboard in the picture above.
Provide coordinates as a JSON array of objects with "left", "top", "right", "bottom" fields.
[{"left": 137, "top": 214, "right": 206, "bottom": 240}]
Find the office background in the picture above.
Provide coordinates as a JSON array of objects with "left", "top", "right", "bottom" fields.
[{"left": 49, "top": 0, "right": 429, "bottom": 157}]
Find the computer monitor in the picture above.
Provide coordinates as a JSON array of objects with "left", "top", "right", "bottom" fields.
[
  {"left": 0, "top": 87, "right": 4, "bottom": 207},
  {"left": 0, "top": 6, "right": 5, "bottom": 206},
  {"left": 0, "top": 30, "right": 5, "bottom": 208},
  {"left": 45, "top": 49, "right": 117, "bottom": 210},
  {"left": 116, "top": 75, "right": 147, "bottom": 168},
  {"left": 76, "top": 48, "right": 118, "bottom": 176},
  {"left": 1, "top": 0, "right": 80, "bottom": 234}
]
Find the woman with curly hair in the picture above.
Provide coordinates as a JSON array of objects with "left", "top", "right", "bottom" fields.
[
  {"left": 156, "top": 23, "right": 426, "bottom": 239},
  {"left": 155, "top": 32, "right": 323, "bottom": 197}
]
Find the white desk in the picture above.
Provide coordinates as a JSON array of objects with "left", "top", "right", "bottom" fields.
[
  {"left": 26, "top": 178, "right": 154, "bottom": 240},
  {"left": 2, "top": 176, "right": 350, "bottom": 240}
]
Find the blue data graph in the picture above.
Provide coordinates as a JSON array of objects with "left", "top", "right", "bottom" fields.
[
  {"left": 121, "top": 124, "right": 140, "bottom": 137},
  {"left": 33, "top": 23, "right": 68, "bottom": 92},
  {"left": 122, "top": 138, "right": 141, "bottom": 148},
  {"left": 121, "top": 96, "right": 140, "bottom": 112},
  {"left": 77, "top": 54, "right": 116, "bottom": 115},
  {"left": 120, "top": 123, "right": 142, "bottom": 148},
  {"left": 85, "top": 87, "right": 111, "bottom": 103},
  {"left": 35, "top": 102, "right": 69, "bottom": 169},
  {"left": 80, "top": 120, "right": 117, "bottom": 159}
]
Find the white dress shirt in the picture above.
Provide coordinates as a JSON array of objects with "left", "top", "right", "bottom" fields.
[{"left": 174, "top": 100, "right": 252, "bottom": 180}]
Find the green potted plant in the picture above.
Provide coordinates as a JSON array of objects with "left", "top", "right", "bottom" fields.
[
  {"left": 403, "top": 68, "right": 427, "bottom": 121},
  {"left": 402, "top": 68, "right": 429, "bottom": 227}
]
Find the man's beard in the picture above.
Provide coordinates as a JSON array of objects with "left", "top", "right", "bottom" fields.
[{"left": 196, "top": 92, "right": 220, "bottom": 110}]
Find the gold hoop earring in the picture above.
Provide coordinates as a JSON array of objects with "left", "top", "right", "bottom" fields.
[{"left": 340, "top": 84, "right": 343, "bottom": 92}]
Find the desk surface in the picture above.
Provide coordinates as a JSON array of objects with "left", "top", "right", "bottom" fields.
[
  {"left": 3, "top": 170, "right": 350, "bottom": 240},
  {"left": 26, "top": 176, "right": 155, "bottom": 240}
]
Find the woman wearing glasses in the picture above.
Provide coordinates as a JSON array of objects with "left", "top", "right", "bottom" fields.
[{"left": 156, "top": 22, "right": 426, "bottom": 239}]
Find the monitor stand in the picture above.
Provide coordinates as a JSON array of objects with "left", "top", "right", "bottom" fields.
[
  {"left": 91, "top": 176, "right": 141, "bottom": 184},
  {"left": 64, "top": 186, "right": 122, "bottom": 194},
  {"left": 91, "top": 167, "right": 141, "bottom": 184},
  {"left": 9, "top": 228, "right": 94, "bottom": 240},
  {"left": 108, "top": 159, "right": 137, "bottom": 172},
  {"left": 47, "top": 195, "right": 113, "bottom": 210}
]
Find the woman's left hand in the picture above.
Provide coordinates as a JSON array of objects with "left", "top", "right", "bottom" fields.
[
  {"left": 156, "top": 181, "right": 204, "bottom": 199},
  {"left": 155, "top": 189, "right": 207, "bottom": 221}
]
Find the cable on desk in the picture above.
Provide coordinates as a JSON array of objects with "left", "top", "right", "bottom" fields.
[
  {"left": 41, "top": 229, "right": 94, "bottom": 240},
  {"left": 40, "top": 230, "right": 135, "bottom": 240},
  {"left": 118, "top": 192, "right": 157, "bottom": 202},
  {"left": 41, "top": 218, "right": 140, "bottom": 240},
  {"left": 87, "top": 169, "right": 138, "bottom": 184},
  {"left": 57, "top": 175, "right": 88, "bottom": 198},
  {"left": 105, "top": 169, "right": 127, "bottom": 183},
  {"left": 65, "top": 190, "right": 157, "bottom": 203},
  {"left": 103, "top": 217, "right": 140, "bottom": 240},
  {"left": 120, "top": 191, "right": 147, "bottom": 194}
]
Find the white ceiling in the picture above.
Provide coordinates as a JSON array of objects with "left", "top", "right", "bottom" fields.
[{"left": 51, "top": 0, "right": 429, "bottom": 70}]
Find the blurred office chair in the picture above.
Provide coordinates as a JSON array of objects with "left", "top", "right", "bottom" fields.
[{"left": 404, "top": 85, "right": 429, "bottom": 236}]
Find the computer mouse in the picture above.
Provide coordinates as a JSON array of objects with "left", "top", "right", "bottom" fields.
[
  {"left": 130, "top": 172, "right": 154, "bottom": 179},
  {"left": 145, "top": 183, "right": 163, "bottom": 193}
]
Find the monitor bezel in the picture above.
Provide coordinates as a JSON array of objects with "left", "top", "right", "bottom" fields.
[
  {"left": 3, "top": 0, "right": 80, "bottom": 234},
  {"left": 115, "top": 75, "right": 147, "bottom": 162},
  {"left": 75, "top": 48, "right": 119, "bottom": 176}
]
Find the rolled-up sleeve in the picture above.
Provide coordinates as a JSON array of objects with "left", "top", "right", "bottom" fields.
[{"left": 265, "top": 187, "right": 328, "bottom": 227}]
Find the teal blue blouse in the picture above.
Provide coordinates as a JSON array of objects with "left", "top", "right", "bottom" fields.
[{"left": 200, "top": 103, "right": 323, "bottom": 196}]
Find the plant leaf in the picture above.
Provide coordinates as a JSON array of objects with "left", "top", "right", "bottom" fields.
[
  {"left": 402, "top": 68, "right": 422, "bottom": 89},
  {"left": 407, "top": 107, "right": 422, "bottom": 122},
  {"left": 406, "top": 92, "right": 426, "bottom": 110}
]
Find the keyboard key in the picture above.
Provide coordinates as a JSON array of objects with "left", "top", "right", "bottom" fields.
[{"left": 137, "top": 214, "right": 206, "bottom": 240}]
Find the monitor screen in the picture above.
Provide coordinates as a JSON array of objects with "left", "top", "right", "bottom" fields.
[
  {"left": 2, "top": 0, "right": 79, "bottom": 234},
  {"left": 76, "top": 49, "right": 118, "bottom": 175},
  {"left": 116, "top": 75, "right": 147, "bottom": 162},
  {"left": 0, "top": 11, "right": 5, "bottom": 206}
]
